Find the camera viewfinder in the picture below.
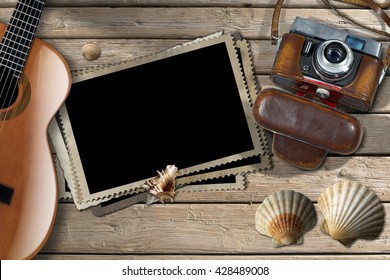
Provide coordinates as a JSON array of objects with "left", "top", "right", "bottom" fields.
[{"left": 346, "top": 35, "right": 366, "bottom": 51}]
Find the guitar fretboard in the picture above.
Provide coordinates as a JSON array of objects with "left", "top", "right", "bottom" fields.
[{"left": 0, "top": 0, "right": 46, "bottom": 78}]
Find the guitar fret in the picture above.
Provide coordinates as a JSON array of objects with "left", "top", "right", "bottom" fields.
[
  {"left": 0, "top": 63, "right": 22, "bottom": 74},
  {"left": 14, "top": 9, "right": 41, "bottom": 22},
  {"left": 1, "top": 37, "right": 31, "bottom": 52},
  {"left": 19, "top": 2, "right": 44, "bottom": 14},
  {"left": 0, "top": 0, "right": 47, "bottom": 76},
  {"left": 0, "top": 44, "right": 29, "bottom": 57},
  {"left": 31, "top": 0, "right": 45, "bottom": 5},
  {"left": 0, "top": 50, "right": 26, "bottom": 63},
  {"left": 19, "top": 0, "right": 45, "bottom": 10},
  {"left": 8, "top": 18, "right": 37, "bottom": 35},
  {"left": 4, "top": 30, "right": 33, "bottom": 44},
  {"left": 0, "top": 56, "right": 24, "bottom": 69}
]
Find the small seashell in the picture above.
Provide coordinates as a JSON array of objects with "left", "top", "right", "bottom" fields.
[
  {"left": 318, "top": 180, "right": 385, "bottom": 246},
  {"left": 255, "top": 190, "right": 316, "bottom": 247},
  {"left": 141, "top": 165, "right": 180, "bottom": 205},
  {"left": 82, "top": 43, "right": 101, "bottom": 61}
]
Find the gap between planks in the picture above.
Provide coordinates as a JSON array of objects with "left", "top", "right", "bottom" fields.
[
  {"left": 1, "top": 8, "right": 390, "bottom": 40},
  {"left": 41, "top": 203, "right": 390, "bottom": 255}
]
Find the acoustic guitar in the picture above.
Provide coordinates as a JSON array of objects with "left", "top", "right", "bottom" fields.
[{"left": 0, "top": 0, "right": 71, "bottom": 259}]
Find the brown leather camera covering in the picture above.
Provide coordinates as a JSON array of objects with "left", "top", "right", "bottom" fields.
[
  {"left": 273, "top": 134, "right": 327, "bottom": 170},
  {"left": 252, "top": 88, "right": 363, "bottom": 155},
  {"left": 270, "top": 33, "right": 383, "bottom": 111}
]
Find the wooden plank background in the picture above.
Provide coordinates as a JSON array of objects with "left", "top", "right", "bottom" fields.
[{"left": 2, "top": 0, "right": 387, "bottom": 259}]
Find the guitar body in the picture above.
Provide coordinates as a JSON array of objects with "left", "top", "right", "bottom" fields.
[{"left": 0, "top": 23, "right": 71, "bottom": 259}]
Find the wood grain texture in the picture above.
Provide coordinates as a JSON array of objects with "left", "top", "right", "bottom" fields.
[
  {"left": 41, "top": 203, "right": 390, "bottom": 255},
  {"left": 153, "top": 156, "right": 390, "bottom": 203},
  {"left": 0, "top": 8, "right": 389, "bottom": 39},
  {"left": 2, "top": 0, "right": 389, "bottom": 8},
  {"left": 41, "top": 39, "right": 390, "bottom": 74},
  {"left": 39, "top": 39, "right": 390, "bottom": 115},
  {"left": 54, "top": 156, "right": 390, "bottom": 203},
  {"left": 1, "top": 1, "right": 388, "bottom": 259}
]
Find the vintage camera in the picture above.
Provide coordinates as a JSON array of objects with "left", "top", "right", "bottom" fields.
[
  {"left": 271, "top": 16, "right": 384, "bottom": 111},
  {"left": 252, "top": 17, "right": 385, "bottom": 170}
]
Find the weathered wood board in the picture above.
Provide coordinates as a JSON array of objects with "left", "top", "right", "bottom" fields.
[
  {"left": 41, "top": 203, "right": 390, "bottom": 255},
  {"left": 0, "top": 0, "right": 382, "bottom": 259}
]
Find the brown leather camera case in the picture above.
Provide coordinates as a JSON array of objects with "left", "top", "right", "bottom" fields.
[
  {"left": 272, "top": 134, "right": 328, "bottom": 170},
  {"left": 252, "top": 88, "right": 364, "bottom": 170}
]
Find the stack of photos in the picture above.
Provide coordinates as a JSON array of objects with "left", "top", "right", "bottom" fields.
[{"left": 49, "top": 31, "right": 271, "bottom": 211}]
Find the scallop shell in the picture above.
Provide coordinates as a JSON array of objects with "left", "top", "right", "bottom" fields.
[
  {"left": 318, "top": 180, "right": 385, "bottom": 246},
  {"left": 82, "top": 43, "right": 101, "bottom": 61},
  {"left": 255, "top": 190, "right": 316, "bottom": 247}
]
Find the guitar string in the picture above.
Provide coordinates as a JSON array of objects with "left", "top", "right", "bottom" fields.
[
  {"left": 9, "top": 1, "right": 44, "bottom": 122},
  {"left": 0, "top": 0, "right": 31, "bottom": 129},
  {"left": 0, "top": 1, "right": 34, "bottom": 132},
  {"left": 0, "top": 1, "right": 44, "bottom": 128},
  {"left": 0, "top": 1, "right": 27, "bottom": 130},
  {"left": 15, "top": 1, "right": 46, "bottom": 123},
  {"left": 8, "top": 1, "right": 42, "bottom": 113}
]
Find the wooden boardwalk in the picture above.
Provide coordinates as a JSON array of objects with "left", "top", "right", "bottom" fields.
[{"left": 1, "top": 0, "right": 388, "bottom": 259}]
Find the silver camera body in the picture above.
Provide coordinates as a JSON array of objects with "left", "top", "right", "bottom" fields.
[{"left": 287, "top": 17, "right": 383, "bottom": 87}]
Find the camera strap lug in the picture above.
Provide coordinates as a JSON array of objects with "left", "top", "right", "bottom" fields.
[
  {"left": 379, "top": 68, "right": 386, "bottom": 85},
  {"left": 275, "top": 36, "right": 282, "bottom": 51}
]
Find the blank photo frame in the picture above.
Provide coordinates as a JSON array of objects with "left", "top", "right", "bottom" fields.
[{"left": 53, "top": 32, "right": 270, "bottom": 209}]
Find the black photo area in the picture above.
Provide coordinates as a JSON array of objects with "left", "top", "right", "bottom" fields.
[{"left": 65, "top": 42, "right": 254, "bottom": 194}]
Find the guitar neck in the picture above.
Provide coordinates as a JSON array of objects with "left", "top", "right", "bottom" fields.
[{"left": 0, "top": 0, "right": 46, "bottom": 78}]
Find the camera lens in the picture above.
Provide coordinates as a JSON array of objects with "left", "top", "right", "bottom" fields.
[
  {"left": 324, "top": 43, "right": 346, "bottom": 63},
  {"left": 313, "top": 40, "right": 354, "bottom": 81}
]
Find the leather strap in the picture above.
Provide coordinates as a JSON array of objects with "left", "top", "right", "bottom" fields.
[
  {"left": 337, "top": 0, "right": 390, "bottom": 8},
  {"left": 271, "top": 0, "right": 390, "bottom": 69},
  {"left": 322, "top": 0, "right": 390, "bottom": 38},
  {"left": 271, "top": 0, "right": 284, "bottom": 45},
  {"left": 363, "top": 0, "right": 390, "bottom": 26}
]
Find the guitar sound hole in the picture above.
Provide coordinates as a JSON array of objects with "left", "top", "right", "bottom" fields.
[{"left": 0, "top": 70, "right": 19, "bottom": 109}]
